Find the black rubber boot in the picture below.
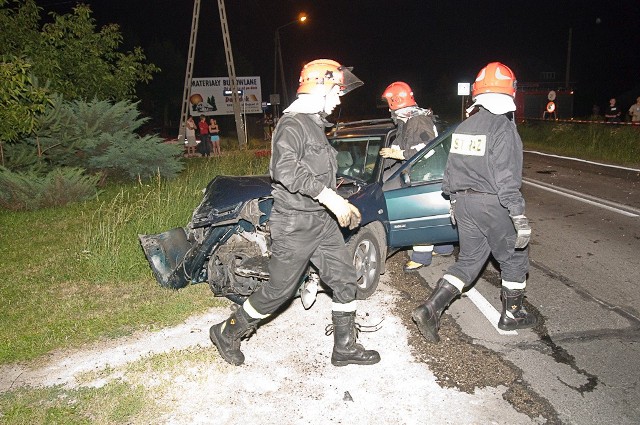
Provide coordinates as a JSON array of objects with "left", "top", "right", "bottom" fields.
[
  {"left": 498, "top": 288, "right": 538, "bottom": 330},
  {"left": 330, "top": 311, "right": 381, "bottom": 367},
  {"left": 412, "top": 278, "right": 460, "bottom": 343},
  {"left": 209, "top": 308, "right": 258, "bottom": 366}
]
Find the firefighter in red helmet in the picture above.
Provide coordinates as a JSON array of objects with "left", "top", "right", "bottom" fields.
[
  {"left": 210, "top": 59, "right": 380, "bottom": 367},
  {"left": 412, "top": 62, "right": 537, "bottom": 343},
  {"left": 380, "top": 81, "right": 454, "bottom": 272}
]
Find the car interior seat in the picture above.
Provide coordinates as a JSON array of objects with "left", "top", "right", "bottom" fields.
[{"left": 336, "top": 151, "right": 354, "bottom": 175}]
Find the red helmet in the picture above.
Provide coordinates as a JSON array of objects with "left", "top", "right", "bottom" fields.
[
  {"left": 382, "top": 81, "right": 417, "bottom": 110},
  {"left": 297, "top": 59, "right": 363, "bottom": 96},
  {"left": 471, "top": 62, "right": 516, "bottom": 98}
]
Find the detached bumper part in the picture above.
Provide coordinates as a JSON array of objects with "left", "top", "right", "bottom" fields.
[{"left": 138, "top": 228, "right": 192, "bottom": 289}]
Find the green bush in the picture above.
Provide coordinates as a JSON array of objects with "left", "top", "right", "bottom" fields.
[
  {"left": 24, "top": 97, "right": 185, "bottom": 180},
  {"left": 0, "top": 166, "right": 99, "bottom": 210},
  {"left": 1, "top": 98, "right": 185, "bottom": 210}
]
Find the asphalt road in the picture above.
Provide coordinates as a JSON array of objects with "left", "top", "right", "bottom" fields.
[{"left": 415, "top": 152, "right": 640, "bottom": 424}]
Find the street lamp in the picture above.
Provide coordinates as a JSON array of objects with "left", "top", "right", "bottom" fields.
[{"left": 273, "top": 14, "right": 307, "bottom": 117}]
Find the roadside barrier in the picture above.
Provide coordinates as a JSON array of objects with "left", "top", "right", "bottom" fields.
[{"left": 524, "top": 117, "right": 640, "bottom": 126}]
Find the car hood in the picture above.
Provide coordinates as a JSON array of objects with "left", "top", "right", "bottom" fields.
[{"left": 191, "top": 175, "right": 272, "bottom": 227}]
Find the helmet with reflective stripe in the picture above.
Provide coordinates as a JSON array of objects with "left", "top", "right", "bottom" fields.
[
  {"left": 471, "top": 62, "right": 517, "bottom": 99},
  {"left": 297, "top": 59, "right": 363, "bottom": 96},
  {"left": 382, "top": 81, "right": 417, "bottom": 110}
]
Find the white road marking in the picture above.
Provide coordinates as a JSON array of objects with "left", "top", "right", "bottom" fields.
[
  {"left": 523, "top": 178, "right": 640, "bottom": 217},
  {"left": 465, "top": 288, "right": 518, "bottom": 336},
  {"left": 524, "top": 150, "right": 640, "bottom": 173}
]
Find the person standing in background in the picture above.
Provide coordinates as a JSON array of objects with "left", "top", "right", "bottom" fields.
[
  {"left": 198, "top": 116, "right": 210, "bottom": 157},
  {"left": 605, "top": 98, "right": 621, "bottom": 122},
  {"left": 628, "top": 97, "right": 640, "bottom": 122},
  {"left": 209, "top": 118, "right": 221, "bottom": 157},
  {"left": 185, "top": 116, "right": 197, "bottom": 157}
]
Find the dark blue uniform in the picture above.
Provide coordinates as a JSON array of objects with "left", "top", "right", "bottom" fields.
[
  {"left": 442, "top": 107, "right": 528, "bottom": 288},
  {"left": 247, "top": 112, "right": 358, "bottom": 315}
]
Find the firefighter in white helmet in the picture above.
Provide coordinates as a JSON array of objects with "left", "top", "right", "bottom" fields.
[
  {"left": 209, "top": 59, "right": 380, "bottom": 367},
  {"left": 412, "top": 62, "right": 537, "bottom": 343},
  {"left": 380, "top": 81, "right": 454, "bottom": 272}
]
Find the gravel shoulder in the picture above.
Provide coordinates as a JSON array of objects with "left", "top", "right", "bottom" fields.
[{"left": 0, "top": 254, "right": 552, "bottom": 424}]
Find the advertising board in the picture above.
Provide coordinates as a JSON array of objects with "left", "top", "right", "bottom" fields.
[{"left": 189, "top": 77, "right": 262, "bottom": 116}]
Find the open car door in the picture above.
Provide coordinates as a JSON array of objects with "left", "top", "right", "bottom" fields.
[{"left": 382, "top": 128, "right": 458, "bottom": 248}]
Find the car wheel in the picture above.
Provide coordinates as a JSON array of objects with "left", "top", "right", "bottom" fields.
[{"left": 346, "top": 227, "right": 382, "bottom": 300}]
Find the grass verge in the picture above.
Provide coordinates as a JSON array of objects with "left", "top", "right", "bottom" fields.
[
  {"left": 0, "top": 345, "right": 217, "bottom": 424},
  {"left": 0, "top": 380, "right": 152, "bottom": 425},
  {"left": 519, "top": 121, "right": 640, "bottom": 167},
  {"left": 0, "top": 151, "right": 270, "bottom": 364}
]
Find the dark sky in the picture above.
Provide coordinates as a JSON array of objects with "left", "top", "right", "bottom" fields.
[{"left": 37, "top": 0, "right": 640, "bottom": 119}]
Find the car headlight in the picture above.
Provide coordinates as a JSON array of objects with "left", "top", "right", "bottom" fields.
[
  {"left": 192, "top": 202, "right": 243, "bottom": 227},
  {"left": 211, "top": 203, "right": 242, "bottom": 217}
]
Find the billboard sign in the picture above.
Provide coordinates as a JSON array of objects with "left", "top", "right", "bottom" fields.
[{"left": 189, "top": 76, "right": 262, "bottom": 116}]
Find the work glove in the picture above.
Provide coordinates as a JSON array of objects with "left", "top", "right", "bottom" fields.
[
  {"left": 449, "top": 199, "right": 456, "bottom": 226},
  {"left": 379, "top": 147, "right": 405, "bottom": 160},
  {"left": 316, "top": 187, "right": 361, "bottom": 228},
  {"left": 347, "top": 203, "right": 362, "bottom": 230},
  {"left": 510, "top": 215, "right": 532, "bottom": 248}
]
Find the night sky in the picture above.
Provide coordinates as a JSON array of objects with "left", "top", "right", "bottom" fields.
[{"left": 36, "top": 0, "right": 640, "bottom": 121}]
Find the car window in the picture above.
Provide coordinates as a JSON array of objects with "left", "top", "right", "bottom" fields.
[
  {"left": 408, "top": 133, "right": 452, "bottom": 182},
  {"left": 330, "top": 136, "right": 384, "bottom": 182}
]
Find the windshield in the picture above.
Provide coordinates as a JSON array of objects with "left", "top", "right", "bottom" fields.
[{"left": 330, "top": 136, "right": 384, "bottom": 183}]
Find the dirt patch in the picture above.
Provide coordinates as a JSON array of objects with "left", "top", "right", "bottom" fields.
[{"left": 386, "top": 251, "right": 560, "bottom": 424}]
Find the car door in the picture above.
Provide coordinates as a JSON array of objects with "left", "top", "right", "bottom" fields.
[{"left": 382, "top": 129, "right": 458, "bottom": 248}]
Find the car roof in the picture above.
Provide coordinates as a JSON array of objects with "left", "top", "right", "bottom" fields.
[{"left": 328, "top": 118, "right": 396, "bottom": 139}]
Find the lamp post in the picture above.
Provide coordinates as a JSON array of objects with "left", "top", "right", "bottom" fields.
[{"left": 273, "top": 14, "right": 307, "bottom": 118}]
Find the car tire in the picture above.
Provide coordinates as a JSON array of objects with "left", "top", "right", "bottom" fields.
[{"left": 346, "top": 227, "right": 382, "bottom": 300}]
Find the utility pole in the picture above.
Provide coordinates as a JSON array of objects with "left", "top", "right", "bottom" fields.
[
  {"left": 565, "top": 27, "right": 572, "bottom": 89},
  {"left": 217, "top": 0, "right": 246, "bottom": 148},
  {"left": 177, "top": 0, "right": 201, "bottom": 141}
]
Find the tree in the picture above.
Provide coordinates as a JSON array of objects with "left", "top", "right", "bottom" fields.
[
  {"left": 0, "top": 1, "right": 180, "bottom": 211},
  {"left": 0, "top": 0, "right": 159, "bottom": 103},
  {"left": 0, "top": 55, "right": 51, "bottom": 162},
  {"left": 0, "top": 0, "right": 160, "bottom": 143}
]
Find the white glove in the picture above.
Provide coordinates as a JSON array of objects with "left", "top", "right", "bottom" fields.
[
  {"left": 316, "top": 187, "right": 360, "bottom": 228},
  {"left": 510, "top": 215, "right": 531, "bottom": 248},
  {"left": 379, "top": 147, "right": 405, "bottom": 160},
  {"left": 347, "top": 203, "right": 361, "bottom": 230}
]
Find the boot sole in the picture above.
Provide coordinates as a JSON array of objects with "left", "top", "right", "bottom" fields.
[
  {"left": 498, "top": 321, "right": 537, "bottom": 331},
  {"left": 412, "top": 311, "right": 440, "bottom": 343},
  {"left": 209, "top": 327, "right": 244, "bottom": 366},
  {"left": 331, "top": 357, "right": 381, "bottom": 367},
  {"left": 403, "top": 265, "right": 425, "bottom": 273}
]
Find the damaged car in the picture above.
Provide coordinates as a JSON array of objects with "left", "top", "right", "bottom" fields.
[{"left": 139, "top": 118, "right": 459, "bottom": 305}]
